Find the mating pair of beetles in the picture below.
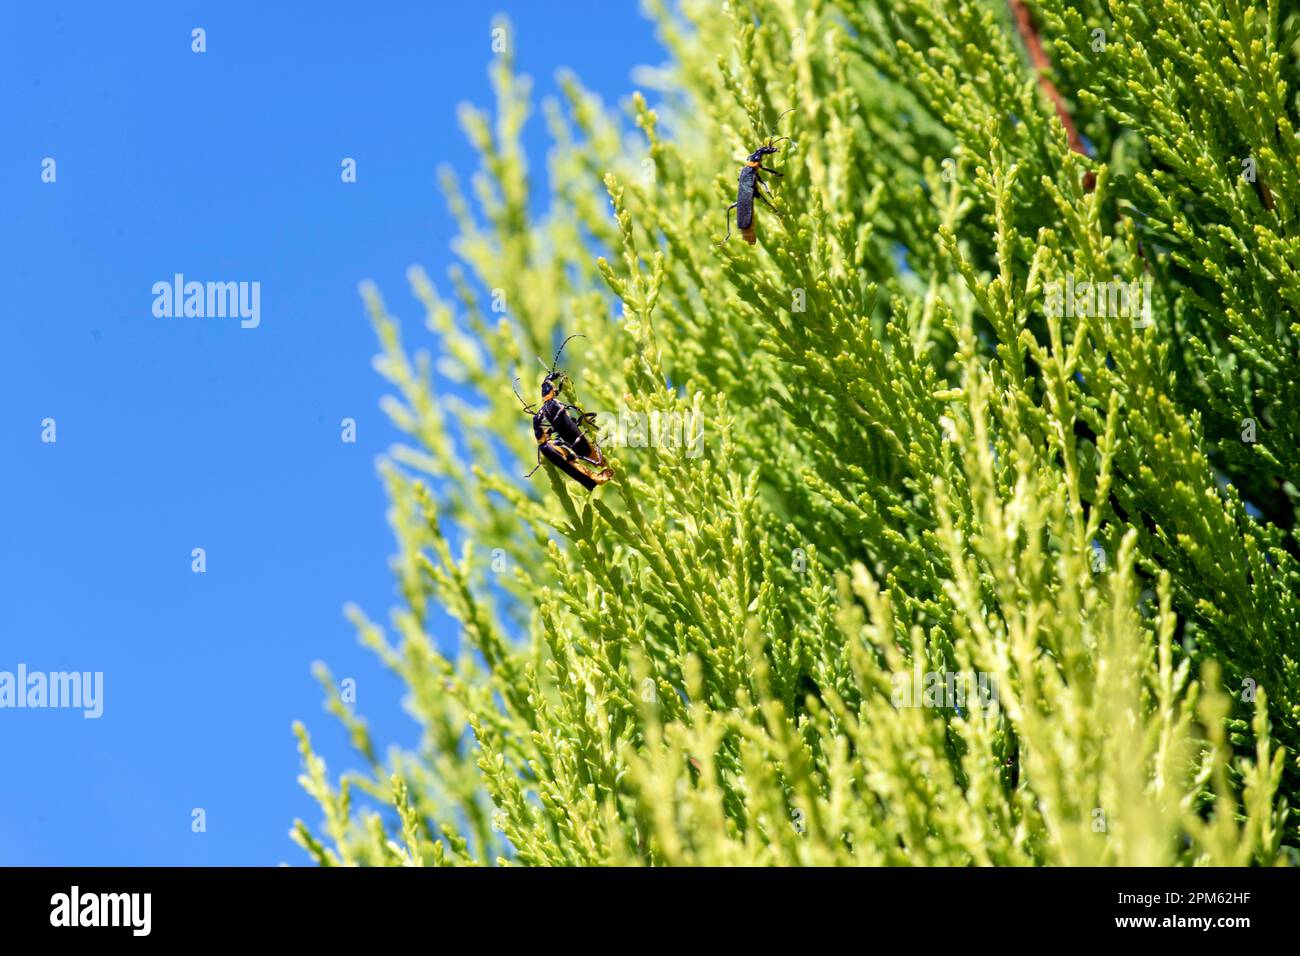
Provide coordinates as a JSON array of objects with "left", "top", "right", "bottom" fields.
[
  {"left": 514, "top": 334, "right": 612, "bottom": 492},
  {"left": 517, "top": 110, "right": 797, "bottom": 492}
]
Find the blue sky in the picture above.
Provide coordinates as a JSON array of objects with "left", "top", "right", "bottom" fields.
[{"left": 0, "top": 2, "right": 665, "bottom": 865}]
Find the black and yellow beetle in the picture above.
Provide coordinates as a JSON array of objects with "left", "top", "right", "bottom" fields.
[
  {"left": 717, "top": 109, "right": 796, "bottom": 245},
  {"left": 514, "top": 334, "right": 612, "bottom": 491}
]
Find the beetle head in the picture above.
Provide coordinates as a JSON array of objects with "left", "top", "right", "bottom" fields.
[
  {"left": 538, "top": 333, "right": 584, "bottom": 400},
  {"left": 541, "top": 370, "right": 567, "bottom": 401},
  {"left": 748, "top": 136, "right": 792, "bottom": 164}
]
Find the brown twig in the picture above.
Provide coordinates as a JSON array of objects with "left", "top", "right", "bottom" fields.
[{"left": 1008, "top": 0, "right": 1095, "bottom": 190}]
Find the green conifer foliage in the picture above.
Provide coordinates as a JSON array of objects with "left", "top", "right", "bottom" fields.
[{"left": 293, "top": 1, "right": 1298, "bottom": 865}]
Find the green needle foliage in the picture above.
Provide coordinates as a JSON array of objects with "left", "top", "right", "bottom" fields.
[{"left": 292, "top": 0, "right": 1300, "bottom": 866}]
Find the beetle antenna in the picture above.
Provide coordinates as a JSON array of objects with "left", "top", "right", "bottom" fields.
[
  {"left": 512, "top": 377, "right": 534, "bottom": 411},
  {"left": 550, "top": 332, "right": 586, "bottom": 373},
  {"left": 767, "top": 108, "right": 797, "bottom": 149}
]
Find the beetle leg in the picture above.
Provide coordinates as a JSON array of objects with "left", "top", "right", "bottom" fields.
[
  {"left": 716, "top": 202, "right": 738, "bottom": 244},
  {"left": 569, "top": 407, "right": 601, "bottom": 429},
  {"left": 570, "top": 446, "right": 609, "bottom": 469},
  {"left": 754, "top": 172, "right": 779, "bottom": 202},
  {"left": 755, "top": 188, "right": 779, "bottom": 213},
  {"left": 525, "top": 443, "right": 545, "bottom": 478},
  {"left": 525, "top": 420, "right": 554, "bottom": 478},
  {"left": 760, "top": 165, "right": 783, "bottom": 176},
  {"left": 561, "top": 403, "right": 604, "bottom": 438},
  {"left": 549, "top": 431, "right": 607, "bottom": 469}
]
